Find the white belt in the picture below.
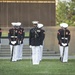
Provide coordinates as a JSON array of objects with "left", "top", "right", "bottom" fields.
[
  {"left": 62, "top": 43, "right": 67, "bottom": 46},
  {"left": 11, "top": 36, "right": 17, "bottom": 38},
  {"left": 11, "top": 41, "right": 16, "bottom": 45},
  {"left": 61, "top": 37, "right": 68, "bottom": 40}
]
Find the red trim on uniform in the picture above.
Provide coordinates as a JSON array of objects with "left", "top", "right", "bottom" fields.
[
  {"left": 0, "top": 30, "right": 2, "bottom": 32},
  {"left": 57, "top": 32, "right": 60, "bottom": 34},
  {"left": 69, "top": 33, "right": 70, "bottom": 35}
]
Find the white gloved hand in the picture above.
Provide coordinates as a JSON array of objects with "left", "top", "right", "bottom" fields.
[
  {"left": 20, "top": 41, "right": 21, "bottom": 43},
  {"left": 29, "top": 45, "right": 32, "bottom": 48},
  {"left": 62, "top": 43, "right": 67, "bottom": 46},
  {"left": 11, "top": 41, "right": 16, "bottom": 45},
  {"left": 40, "top": 45, "right": 43, "bottom": 47}
]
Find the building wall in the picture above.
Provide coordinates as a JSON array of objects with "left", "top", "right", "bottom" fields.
[
  {"left": 0, "top": 0, "right": 55, "bottom": 27},
  {"left": 44, "top": 26, "right": 75, "bottom": 56},
  {"left": 1, "top": 26, "right": 75, "bottom": 56}
]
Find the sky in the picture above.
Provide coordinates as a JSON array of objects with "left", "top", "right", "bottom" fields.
[
  {"left": 56, "top": 0, "right": 72, "bottom": 5},
  {"left": 59, "top": 0, "right": 71, "bottom": 2}
]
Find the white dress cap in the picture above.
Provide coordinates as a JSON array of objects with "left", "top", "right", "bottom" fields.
[
  {"left": 37, "top": 23, "right": 43, "bottom": 28},
  {"left": 11, "top": 22, "right": 16, "bottom": 26},
  {"left": 32, "top": 21, "right": 39, "bottom": 24},
  {"left": 60, "top": 23, "right": 63, "bottom": 27},
  {"left": 16, "top": 22, "right": 21, "bottom": 26},
  {"left": 60, "top": 23, "right": 68, "bottom": 28}
]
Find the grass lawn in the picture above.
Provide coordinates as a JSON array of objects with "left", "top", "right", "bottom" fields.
[
  {"left": 0, "top": 59, "right": 75, "bottom": 75},
  {"left": 2, "top": 30, "right": 29, "bottom": 37}
]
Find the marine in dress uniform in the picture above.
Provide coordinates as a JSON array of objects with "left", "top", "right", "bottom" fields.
[
  {"left": 0, "top": 28, "right": 2, "bottom": 45},
  {"left": 37, "top": 23, "right": 45, "bottom": 61},
  {"left": 57, "top": 23, "right": 71, "bottom": 62},
  {"left": 17, "top": 22, "right": 25, "bottom": 60},
  {"left": 29, "top": 21, "right": 42, "bottom": 65},
  {"left": 8, "top": 22, "right": 19, "bottom": 62}
]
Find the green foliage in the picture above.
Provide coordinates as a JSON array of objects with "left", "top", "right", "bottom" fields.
[{"left": 56, "top": 0, "right": 75, "bottom": 26}]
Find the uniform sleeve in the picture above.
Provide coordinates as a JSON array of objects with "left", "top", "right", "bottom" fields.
[
  {"left": 8, "top": 30, "right": 11, "bottom": 39},
  {"left": 0, "top": 29, "right": 2, "bottom": 37},
  {"left": 29, "top": 30, "right": 32, "bottom": 45},
  {"left": 22, "top": 28, "right": 25, "bottom": 39},
  {"left": 41, "top": 30, "right": 45, "bottom": 41},
  {"left": 42, "top": 30, "right": 45, "bottom": 40},
  {"left": 57, "top": 30, "right": 62, "bottom": 45},
  {"left": 57, "top": 30, "right": 61, "bottom": 41},
  {"left": 68, "top": 30, "right": 71, "bottom": 43},
  {"left": 40, "top": 30, "right": 45, "bottom": 45}
]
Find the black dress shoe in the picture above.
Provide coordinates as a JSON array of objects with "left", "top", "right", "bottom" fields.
[{"left": 60, "top": 57, "right": 63, "bottom": 62}]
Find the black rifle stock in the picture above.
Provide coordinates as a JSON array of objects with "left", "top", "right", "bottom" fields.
[
  {"left": 11, "top": 45, "right": 14, "bottom": 61},
  {"left": 62, "top": 46, "right": 65, "bottom": 62}
]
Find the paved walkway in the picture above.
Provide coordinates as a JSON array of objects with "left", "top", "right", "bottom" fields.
[
  {"left": 0, "top": 56, "right": 75, "bottom": 59},
  {"left": 0, "top": 38, "right": 75, "bottom": 59},
  {"left": 1, "top": 38, "right": 29, "bottom": 45}
]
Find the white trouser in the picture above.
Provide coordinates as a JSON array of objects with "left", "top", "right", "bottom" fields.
[
  {"left": 31, "top": 46, "right": 40, "bottom": 65},
  {"left": 10, "top": 45, "right": 19, "bottom": 61},
  {"left": 39, "top": 45, "right": 43, "bottom": 61},
  {"left": 59, "top": 45, "right": 68, "bottom": 62},
  {"left": 17, "top": 44, "right": 23, "bottom": 60}
]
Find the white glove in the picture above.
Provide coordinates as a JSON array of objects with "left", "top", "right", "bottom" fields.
[
  {"left": 11, "top": 41, "right": 16, "bottom": 45},
  {"left": 20, "top": 41, "right": 21, "bottom": 44},
  {"left": 40, "top": 45, "right": 43, "bottom": 47},
  {"left": 29, "top": 45, "right": 32, "bottom": 48},
  {"left": 62, "top": 43, "right": 67, "bottom": 46}
]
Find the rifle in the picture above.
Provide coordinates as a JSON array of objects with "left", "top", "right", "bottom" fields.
[
  {"left": 10, "top": 44, "right": 14, "bottom": 61},
  {"left": 62, "top": 45, "right": 65, "bottom": 62},
  {"left": 33, "top": 27, "right": 39, "bottom": 38}
]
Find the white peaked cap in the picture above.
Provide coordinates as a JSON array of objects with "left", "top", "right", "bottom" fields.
[
  {"left": 37, "top": 23, "right": 43, "bottom": 28},
  {"left": 60, "top": 23, "right": 68, "bottom": 28},
  {"left": 16, "top": 22, "right": 21, "bottom": 26},
  {"left": 32, "top": 21, "right": 39, "bottom": 24},
  {"left": 60, "top": 23, "right": 63, "bottom": 27},
  {"left": 11, "top": 22, "right": 16, "bottom": 26}
]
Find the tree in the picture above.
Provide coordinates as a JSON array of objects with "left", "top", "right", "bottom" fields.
[{"left": 56, "top": 0, "right": 75, "bottom": 26}]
